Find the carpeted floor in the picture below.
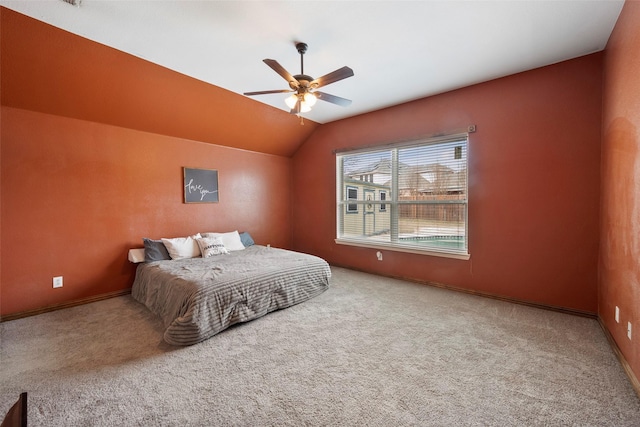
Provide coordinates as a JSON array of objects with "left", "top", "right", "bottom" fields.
[{"left": 1, "top": 267, "right": 639, "bottom": 426}]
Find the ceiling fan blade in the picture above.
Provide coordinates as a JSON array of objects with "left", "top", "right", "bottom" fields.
[
  {"left": 315, "top": 91, "right": 352, "bottom": 107},
  {"left": 263, "top": 59, "right": 299, "bottom": 88},
  {"left": 243, "top": 89, "right": 293, "bottom": 96},
  {"left": 311, "top": 66, "right": 354, "bottom": 88}
]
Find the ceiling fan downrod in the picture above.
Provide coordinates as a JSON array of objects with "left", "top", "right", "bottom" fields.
[{"left": 296, "top": 42, "right": 308, "bottom": 75}]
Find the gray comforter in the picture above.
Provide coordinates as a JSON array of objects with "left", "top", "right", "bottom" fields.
[{"left": 131, "top": 245, "right": 331, "bottom": 345}]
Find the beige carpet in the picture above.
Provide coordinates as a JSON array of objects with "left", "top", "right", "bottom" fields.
[{"left": 1, "top": 267, "right": 639, "bottom": 426}]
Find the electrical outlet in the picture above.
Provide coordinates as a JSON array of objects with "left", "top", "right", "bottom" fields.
[
  {"left": 376, "top": 251, "right": 383, "bottom": 261},
  {"left": 615, "top": 306, "right": 620, "bottom": 323},
  {"left": 53, "top": 276, "right": 63, "bottom": 288},
  {"left": 628, "top": 322, "right": 632, "bottom": 340}
]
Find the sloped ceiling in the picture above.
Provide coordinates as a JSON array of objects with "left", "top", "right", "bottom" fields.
[
  {"left": 1, "top": 0, "right": 624, "bottom": 125},
  {"left": 1, "top": 7, "right": 320, "bottom": 157}
]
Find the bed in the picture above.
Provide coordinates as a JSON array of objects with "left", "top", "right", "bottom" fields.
[{"left": 131, "top": 245, "right": 331, "bottom": 345}]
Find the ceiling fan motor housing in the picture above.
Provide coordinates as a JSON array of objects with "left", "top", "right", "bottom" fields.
[{"left": 290, "top": 74, "right": 316, "bottom": 92}]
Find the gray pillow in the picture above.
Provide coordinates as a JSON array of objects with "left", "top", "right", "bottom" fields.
[
  {"left": 143, "top": 238, "right": 171, "bottom": 262},
  {"left": 239, "top": 232, "right": 255, "bottom": 247}
]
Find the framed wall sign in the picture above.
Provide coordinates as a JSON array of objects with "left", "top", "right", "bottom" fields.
[{"left": 183, "top": 167, "right": 219, "bottom": 203}]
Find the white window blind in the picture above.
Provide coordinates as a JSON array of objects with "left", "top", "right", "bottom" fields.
[{"left": 336, "top": 134, "right": 469, "bottom": 258}]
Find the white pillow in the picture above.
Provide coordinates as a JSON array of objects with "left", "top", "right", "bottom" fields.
[
  {"left": 161, "top": 233, "right": 202, "bottom": 260},
  {"left": 196, "top": 236, "right": 229, "bottom": 258},
  {"left": 127, "top": 248, "right": 146, "bottom": 263},
  {"left": 201, "top": 230, "right": 245, "bottom": 251}
]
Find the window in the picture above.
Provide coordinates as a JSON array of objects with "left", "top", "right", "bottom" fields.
[
  {"left": 336, "top": 133, "right": 469, "bottom": 259},
  {"left": 346, "top": 186, "right": 358, "bottom": 213}
]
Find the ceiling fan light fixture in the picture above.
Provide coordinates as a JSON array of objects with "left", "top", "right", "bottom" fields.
[
  {"left": 300, "top": 102, "right": 312, "bottom": 113},
  {"left": 303, "top": 92, "right": 317, "bottom": 107},
  {"left": 285, "top": 94, "right": 298, "bottom": 109},
  {"left": 285, "top": 93, "right": 314, "bottom": 113}
]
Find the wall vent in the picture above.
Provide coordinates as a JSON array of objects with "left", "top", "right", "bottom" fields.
[{"left": 61, "top": 0, "right": 82, "bottom": 6}]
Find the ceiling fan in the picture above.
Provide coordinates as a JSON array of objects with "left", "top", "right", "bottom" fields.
[{"left": 243, "top": 42, "right": 354, "bottom": 116}]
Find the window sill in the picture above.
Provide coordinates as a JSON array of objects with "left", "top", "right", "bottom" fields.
[{"left": 335, "top": 238, "right": 471, "bottom": 260}]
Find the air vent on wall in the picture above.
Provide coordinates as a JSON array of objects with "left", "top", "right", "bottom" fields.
[{"left": 61, "top": 0, "right": 82, "bottom": 7}]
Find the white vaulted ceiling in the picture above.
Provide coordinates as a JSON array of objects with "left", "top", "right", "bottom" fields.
[{"left": 1, "top": 0, "right": 624, "bottom": 124}]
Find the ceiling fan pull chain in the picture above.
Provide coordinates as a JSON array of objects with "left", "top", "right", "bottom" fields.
[{"left": 299, "top": 115, "right": 305, "bottom": 126}]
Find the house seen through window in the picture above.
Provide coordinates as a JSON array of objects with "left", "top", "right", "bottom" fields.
[{"left": 336, "top": 133, "right": 469, "bottom": 259}]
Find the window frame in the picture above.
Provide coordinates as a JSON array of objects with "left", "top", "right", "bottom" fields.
[{"left": 335, "top": 133, "right": 470, "bottom": 260}]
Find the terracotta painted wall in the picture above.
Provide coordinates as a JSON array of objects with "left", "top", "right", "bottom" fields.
[
  {"left": 1, "top": 106, "right": 292, "bottom": 316},
  {"left": 0, "top": 7, "right": 318, "bottom": 158},
  {"left": 0, "top": 7, "right": 302, "bottom": 318},
  {"left": 292, "top": 54, "right": 603, "bottom": 314},
  {"left": 600, "top": 0, "right": 640, "bottom": 383}
]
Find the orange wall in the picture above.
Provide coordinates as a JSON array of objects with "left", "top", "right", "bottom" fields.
[
  {"left": 1, "top": 106, "right": 292, "bottom": 316},
  {"left": 0, "top": 7, "right": 318, "bottom": 158},
  {"left": 0, "top": 7, "right": 303, "bottom": 317},
  {"left": 0, "top": 6, "right": 612, "bottom": 326},
  {"left": 600, "top": 0, "right": 640, "bottom": 383},
  {"left": 292, "top": 54, "right": 603, "bottom": 314}
]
